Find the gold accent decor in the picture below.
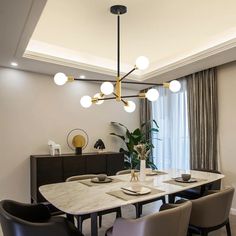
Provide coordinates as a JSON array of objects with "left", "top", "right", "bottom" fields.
[
  {"left": 67, "top": 76, "right": 75, "bottom": 82},
  {"left": 116, "top": 78, "right": 121, "bottom": 101},
  {"left": 163, "top": 82, "right": 170, "bottom": 88},
  {"left": 72, "top": 135, "right": 86, "bottom": 148},
  {"left": 138, "top": 93, "right": 146, "bottom": 98},
  {"left": 130, "top": 170, "right": 139, "bottom": 182},
  {"left": 92, "top": 97, "right": 98, "bottom": 103}
]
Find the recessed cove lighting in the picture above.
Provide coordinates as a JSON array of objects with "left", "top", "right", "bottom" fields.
[
  {"left": 11, "top": 62, "right": 18, "bottom": 67},
  {"left": 79, "top": 75, "right": 86, "bottom": 79}
]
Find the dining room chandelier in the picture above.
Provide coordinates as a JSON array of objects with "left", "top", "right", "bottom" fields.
[{"left": 53, "top": 5, "right": 181, "bottom": 113}]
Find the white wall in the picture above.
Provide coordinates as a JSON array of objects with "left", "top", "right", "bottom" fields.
[
  {"left": 218, "top": 61, "right": 236, "bottom": 210},
  {"left": 0, "top": 67, "right": 140, "bottom": 202}
]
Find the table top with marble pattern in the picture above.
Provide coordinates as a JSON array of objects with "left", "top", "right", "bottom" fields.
[{"left": 39, "top": 169, "right": 224, "bottom": 215}]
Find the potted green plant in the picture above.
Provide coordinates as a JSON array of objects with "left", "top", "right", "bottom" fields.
[{"left": 110, "top": 120, "right": 159, "bottom": 169}]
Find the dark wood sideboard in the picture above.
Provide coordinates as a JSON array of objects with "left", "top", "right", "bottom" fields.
[{"left": 30, "top": 152, "right": 124, "bottom": 203}]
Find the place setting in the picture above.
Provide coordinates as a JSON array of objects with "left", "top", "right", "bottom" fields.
[
  {"left": 107, "top": 184, "right": 164, "bottom": 201},
  {"left": 78, "top": 174, "right": 123, "bottom": 187},
  {"left": 163, "top": 173, "right": 207, "bottom": 187}
]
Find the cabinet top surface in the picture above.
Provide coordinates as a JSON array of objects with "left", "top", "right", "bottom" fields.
[{"left": 30, "top": 152, "right": 122, "bottom": 158}]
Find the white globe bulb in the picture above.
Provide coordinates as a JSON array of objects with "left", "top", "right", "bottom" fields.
[
  {"left": 54, "top": 72, "right": 68, "bottom": 85},
  {"left": 169, "top": 80, "right": 181, "bottom": 92},
  {"left": 124, "top": 101, "right": 136, "bottom": 113},
  {"left": 80, "top": 95, "right": 92, "bottom": 108},
  {"left": 100, "top": 82, "right": 114, "bottom": 95},
  {"left": 146, "top": 89, "right": 159, "bottom": 101},
  {"left": 93, "top": 93, "right": 104, "bottom": 105},
  {"left": 135, "top": 56, "right": 149, "bottom": 70}
]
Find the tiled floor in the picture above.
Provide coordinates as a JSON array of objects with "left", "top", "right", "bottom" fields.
[{"left": 0, "top": 202, "right": 235, "bottom": 236}]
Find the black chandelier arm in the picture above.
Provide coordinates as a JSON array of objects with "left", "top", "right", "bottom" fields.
[
  {"left": 73, "top": 77, "right": 162, "bottom": 86},
  {"left": 119, "top": 67, "right": 137, "bottom": 82},
  {"left": 117, "top": 13, "right": 120, "bottom": 78},
  {"left": 95, "top": 94, "right": 143, "bottom": 102}
]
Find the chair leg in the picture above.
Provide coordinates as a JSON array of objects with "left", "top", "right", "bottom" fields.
[
  {"left": 200, "top": 229, "right": 208, "bottom": 236},
  {"left": 226, "top": 221, "right": 232, "bottom": 236},
  {"left": 116, "top": 208, "right": 122, "bottom": 218},
  {"left": 66, "top": 214, "right": 75, "bottom": 224},
  {"left": 77, "top": 216, "right": 83, "bottom": 232},
  {"left": 99, "top": 215, "right": 102, "bottom": 228},
  {"left": 134, "top": 203, "right": 142, "bottom": 218},
  {"left": 161, "top": 196, "right": 166, "bottom": 204},
  {"left": 168, "top": 194, "right": 175, "bottom": 203}
]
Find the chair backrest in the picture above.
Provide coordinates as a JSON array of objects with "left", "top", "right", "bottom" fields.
[
  {"left": 190, "top": 187, "right": 234, "bottom": 228},
  {"left": 112, "top": 201, "right": 192, "bottom": 236},
  {"left": 66, "top": 174, "right": 98, "bottom": 182},
  {"left": 116, "top": 169, "right": 139, "bottom": 175},
  {"left": 194, "top": 169, "right": 222, "bottom": 190},
  {"left": 0, "top": 200, "right": 50, "bottom": 236}
]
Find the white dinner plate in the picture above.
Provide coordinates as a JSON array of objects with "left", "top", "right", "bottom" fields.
[{"left": 121, "top": 186, "right": 151, "bottom": 195}]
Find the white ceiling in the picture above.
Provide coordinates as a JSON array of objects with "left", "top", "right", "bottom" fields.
[{"left": 1, "top": 0, "right": 236, "bottom": 87}]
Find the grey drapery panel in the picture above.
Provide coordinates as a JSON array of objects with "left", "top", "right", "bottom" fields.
[
  {"left": 140, "top": 89, "right": 152, "bottom": 141},
  {"left": 186, "top": 68, "right": 218, "bottom": 171}
]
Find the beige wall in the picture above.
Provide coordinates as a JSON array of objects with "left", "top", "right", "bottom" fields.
[
  {"left": 218, "top": 61, "right": 236, "bottom": 210},
  {"left": 0, "top": 67, "right": 140, "bottom": 202}
]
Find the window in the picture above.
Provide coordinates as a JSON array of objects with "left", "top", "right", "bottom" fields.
[{"left": 151, "top": 79, "right": 190, "bottom": 170}]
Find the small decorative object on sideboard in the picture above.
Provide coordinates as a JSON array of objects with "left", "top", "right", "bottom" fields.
[
  {"left": 47, "top": 140, "right": 61, "bottom": 156},
  {"left": 94, "top": 139, "right": 105, "bottom": 152},
  {"left": 67, "top": 128, "right": 89, "bottom": 155}
]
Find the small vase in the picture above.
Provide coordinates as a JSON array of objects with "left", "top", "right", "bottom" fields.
[{"left": 139, "top": 159, "right": 146, "bottom": 182}]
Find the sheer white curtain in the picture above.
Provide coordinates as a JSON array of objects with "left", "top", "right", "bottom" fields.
[{"left": 151, "top": 79, "right": 190, "bottom": 170}]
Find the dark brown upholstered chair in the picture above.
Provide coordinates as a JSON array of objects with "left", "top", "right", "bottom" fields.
[
  {"left": 187, "top": 187, "right": 234, "bottom": 236},
  {"left": 168, "top": 169, "right": 222, "bottom": 203},
  {"left": 106, "top": 201, "right": 192, "bottom": 236},
  {"left": 116, "top": 169, "right": 166, "bottom": 218},
  {"left": 0, "top": 200, "right": 83, "bottom": 236},
  {"left": 66, "top": 174, "right": 121, "bottom": 231}
]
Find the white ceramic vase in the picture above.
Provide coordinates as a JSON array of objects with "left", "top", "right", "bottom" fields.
[{"left": 139, "top": 159, "right": 146, "bottom": 182}]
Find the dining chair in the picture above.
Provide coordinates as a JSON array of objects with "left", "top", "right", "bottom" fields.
[
  {"left": 0, "top": 199, "right": 83, "bottom": 236},
  {"left": 116, "top": 169, "right": 166, "bottom": 218},
  {"left": 105, "top": 201, "right": 192, "bottom": 236},
  {"left": 66, "top": 174, "right": 122, "bottom": 231},
  {"left": 176, "top": 187, "right": 234, "bottom": 236},
  {"left": 168, "top": 169, "right": 222, "bottom": 203}
]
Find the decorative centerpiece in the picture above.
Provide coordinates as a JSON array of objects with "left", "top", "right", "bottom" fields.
[
  {"left": 134, "top": 143, "right": 151, "bottom": 182},
  {"left": 66, "top": 128, "right": 89, "bottom": 155},
  {"left": 94, "top": 139, "right": 105, "bottom": 152}
]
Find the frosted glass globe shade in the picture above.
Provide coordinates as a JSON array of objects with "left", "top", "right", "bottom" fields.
[
  {"left": 54, "top": 72, "right": 68, "bottom": 85},
  {"left": 146, "top": 89, "right": 159, "bottom": 101},
  {"left": 169, "top": 80, "right": 181, "bottom": 92},
  {"left": 124, "top": 101, "right": 136, "bottom": 113},
  {"left": 100, "top": 82, "right": 114, "bottom": 95},
  {"left": 80, "top": 96, "right": 92, "bottom": 108},
  {"left": 135, "top": 56, "right": 149, "bottom": 70},
  {"left": 94, "top": 93, "right": 104, "bottom": 105}
]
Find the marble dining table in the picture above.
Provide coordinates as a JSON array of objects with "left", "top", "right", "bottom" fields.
[{"left": 39, "top": 169, "right": 224, "bottom": 236}]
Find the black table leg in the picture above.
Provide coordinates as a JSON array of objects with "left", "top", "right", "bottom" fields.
[{"left": 91, "top": 212, "right": 98, "bottom": 236}]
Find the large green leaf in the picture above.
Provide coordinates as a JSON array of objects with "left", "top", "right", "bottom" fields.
[
  {"left": 152, "top": 119, "right": 159, "bottom": 129},
  {"left": 110, "top": 133, "right": 125, "bottom": 141}
]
